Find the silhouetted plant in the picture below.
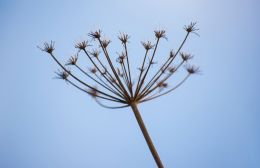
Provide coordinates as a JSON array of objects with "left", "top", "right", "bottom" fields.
[{"left": 39, "top": 22, "right": 199, "bottom": 168}]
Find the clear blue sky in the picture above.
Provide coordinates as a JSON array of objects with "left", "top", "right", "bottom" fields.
[{"left": 0, "top": 0, "right": 259, "bottom": 168}]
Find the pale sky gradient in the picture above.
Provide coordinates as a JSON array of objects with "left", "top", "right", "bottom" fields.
[{"left": 0, "top": 0, "right": 260, "bottom": 168}]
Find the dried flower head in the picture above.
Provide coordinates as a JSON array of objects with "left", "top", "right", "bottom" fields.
[
  {"left": 154, "top": 30, "right": 167, "bottom": 39},
  {"left": 157, "top": 81, "right": 168, "bottom": 90},
  {"left": 55, "top": 69, "right": 69, "bottom": 80},
  {"left": 118, "top": 33, "right": 130, "bottom": 44},
  {"left": 90, "top": 49, "right": 101, "bottom": 58},
  {"left": 89, "top": 67, "right": 97, "bottom": 74},
  {"left": 116, "top": 52, "right": 126, "bottom": 64},
  {"left": 75, "top": 41, "right": 90, "bottom": 50},
  {"left": 141, "top": 41, "right": 154, "bottom": 50},
  {"left": 101, "top": 39, "right": 111, "bottom": 48},
  {"left": 180, "top": 52, "right": 193, "bottom": 61},
  {"left": 89, "top": 30, "right": 101, "bottom": 39},
  {"left": 117, "top": 68, "right": 124, "bottom": 77},
  {"left": 66, "top": 55, "right": 78, "bottom": 65},
  {"left": 185, "top": 65, "right": 200, "bottom": 74},
  {"left": 39, "top": 41, "right": 55, "bottom": 54},
  {"left": 168, "top": 66, "right": 177, "bottom": 74},
  {"left": 169, "top": 50, "right": 175, "bottom": 58},
  {"left": 184, "top": 22, "right": 199, "bottom": 34},
  {"left": 89, "top": 87, "right": 98, "bottom": 98}
]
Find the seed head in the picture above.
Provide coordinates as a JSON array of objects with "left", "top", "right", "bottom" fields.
[
  {"left": 117, "top": 68, "right": 124, "bottom": 77},
  {"left": 89, "top": 67, "right": 97, "bottom": 74},
  {"left": 184, "top": 22, "right": 199, "bottom": 35},
  {"left": 55, "top": 69, "right": 70, "bottom": 80},
  {"left": 180, "top": 52, "right": 193, "bottom": 61},
  {"left": 89, "top": 87, "right": 98, "bottom": 98},
  {"left": 168, "top": 66, "right": 177, "bottom": 74},
  {"left": 89, "top": 30, "right": 101, "bottom": 39},
  {"left": 118, "top": 33, "right": 130, "bottom": 44},
  {"left": 90, "top": 49, "right": 101, "bottom": 58},
  {"left": 75, "top": 41, "right": 90, "bottom": 50},
  {"left": 169, "top": 50, "right": 176, "bottom": 58},
  {"left": 101, "top": 39, "right": 111, "bottom": 48},
  {"left": 39, "top": 41, "right": 55, "bottom": 54},
  {"left": 185, "top": 65, "right": 200, "bottom": 74},
  {"left": 116, "top": 52, "right": 126, "bottom": 64},
  {"left": 141, "top": 41, "right": 154, "bottom": 50},
  {"left": 154, "top": 30, "right": 167, "bottom": 39},
  {"left": 157, "top": 81, "right": 168, "bottom": 91},
  {"left": 66, "top": 55, "right": 78, "bottom": 65}
]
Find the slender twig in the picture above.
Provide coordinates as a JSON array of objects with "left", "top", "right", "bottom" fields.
[
  {"left": 123, "top": 43, "right": 133, "bottom": 97},
  {"left": 135, "top": 38, "right": 160, "bottom": 99},
  {"left": 74, "top": 64, "right": 124, "bottom": 99},
  {"left": 140, "top": 74, "right": 191, "bottom": 103},
  {"left": 98, "top": 38, "right": 131, "bottom": 101}
]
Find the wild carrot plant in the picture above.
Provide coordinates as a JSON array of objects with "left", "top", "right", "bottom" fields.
[{"left": 39, "top": 22, "right": 199, "bottom": 168}]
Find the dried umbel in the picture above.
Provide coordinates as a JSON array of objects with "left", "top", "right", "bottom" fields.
[{"left": 39, "top": 22, "right": 199, "bottom": 168}]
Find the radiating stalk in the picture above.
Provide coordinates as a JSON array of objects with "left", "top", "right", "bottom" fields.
[{"left": 130, "top": 103, "right": 164, "bottom": 168}]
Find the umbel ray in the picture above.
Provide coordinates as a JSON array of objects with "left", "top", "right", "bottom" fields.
[{"left": 39, "top": 22, "right": 200, "bottom": 168}]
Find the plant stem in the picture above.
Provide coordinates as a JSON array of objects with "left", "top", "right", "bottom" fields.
[{"left": 130, "top": 103, "right": 164, "bottom": 168}]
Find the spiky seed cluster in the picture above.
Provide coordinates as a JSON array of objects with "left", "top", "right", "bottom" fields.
[
  {"left": 66, "top": 55, "right": 78, "bottom": 65},
  {"left": 141, "top": 41, "right": 154, "bottom": 50},
  {"left": 90, "top": 49, "right": 101, "bottom": 58},
  {"left": 118, "top": 33, "right": 130, "bottom": 44},
  {"left": 89, "top": 30, "right": 101, "bottom": 39},
  {"left": 184, "top": 22, "right": 199, "bottom": 34},
  {"left": 168, "top": 66, "right": 177, "bottom": 74},
  {"left": 89, "top": 87, "right": 98, "bottom": 97},
  {"left": 169, "top": 50, "right": 175, "bottom": 58},
  {"left": 90, "top": 67, "right": 97, "bottom": 74},
  {"left": 154, "top": 30, "right": 167, "bottom": 39},
  {"left": 40, "top": 41, "right": 55, "bottom": 54},
  {"left": 55, "top": 70, "right": 69, "bottom": 80},
  {"left": 180, "top": 52, "right": 193, "bottom": 61},
  {"left": 75, "top": 41, "right": 89, "bottom": 50},
  {"left": 116, "top": 52, "right": 126, "bottom": 64},
  {"left": 186, "top": 65, "right": 200, "bottom": 74},
  {"left": 117, "top": 68, "right": 124, "bottom": 77},
  {"left": 101, "top": 39, "right": 111, "bottom": 48},
  {"left": 40, "top": 22, "right": 199, "bottom": 108},
  {"left": 157, "top": 81, "right": 168, "bottom": 90}
]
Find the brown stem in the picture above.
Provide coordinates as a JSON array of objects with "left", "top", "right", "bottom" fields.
[{"left": 130, "top": 103, "right": 164, "bottom": 168}]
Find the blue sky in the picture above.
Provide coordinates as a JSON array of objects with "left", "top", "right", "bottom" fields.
[{"left": 0, "top": 0, "right": 260, "bottom": 167}]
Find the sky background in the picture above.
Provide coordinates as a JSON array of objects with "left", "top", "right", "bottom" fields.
[{"left": 0, "top": 0, "right": 260, "bottom": 168}]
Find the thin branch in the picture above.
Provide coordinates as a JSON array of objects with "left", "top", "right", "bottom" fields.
[
  {"left": 49, "top": 53, "right": 124, "bottom": 101},
  {"left": 139, "top": 32, "right": 190, "bottom": 98},
  {"left": 82, "top": 49, "right": 127, "bottom": 99},
  {"left": 94, "top": 98, "right": 130, "bottom": 109},
  {"left": 135, "top": 38, "right": 160, "bottom": 99},
  {"left": 74, "top": 64, "right": 124, "bottom": 99},
  {"left": 140, "top": 60, "right": 185, "bottom": 99},
  {"left": 123, "top": 43, "right": 133, "bottom": 97},
  {"left": 134, "top": 50, "right": 148, "bottom": 98},
  {"left": 140, "top": 74, "right": 190, "bottom": 102},
  {"left": 95, "top": 53, "right": 126, "bottom": 94},
  {"left": 66, "top": 78, "right": 126, "bottom": 103},
  {"left": 98, "top": 39, "right": 131, "bottom": 101}
]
